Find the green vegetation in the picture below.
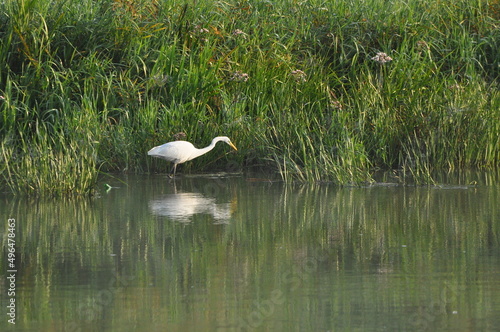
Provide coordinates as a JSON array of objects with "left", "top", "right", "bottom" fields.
[{"left": 1, "top": 0, "right": 499, "bottom": 194}]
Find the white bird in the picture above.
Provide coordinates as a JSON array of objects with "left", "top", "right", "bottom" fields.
[{"left": 148, "top": 136, "right": 237, "bottom": 177}]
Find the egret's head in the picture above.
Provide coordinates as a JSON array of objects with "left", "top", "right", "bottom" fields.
[{"left": 215, "top": 136, "right": 238, "bottom": 151}]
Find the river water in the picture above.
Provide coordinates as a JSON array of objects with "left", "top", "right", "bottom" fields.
[{"left": 1, "top": 171, "right": 500, "bottom": 331}]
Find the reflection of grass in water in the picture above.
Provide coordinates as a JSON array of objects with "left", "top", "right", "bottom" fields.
[
  {"left": 1, "top": 176, "right": 498, "bottom": 329},
  {"left": 1, "top": 0, "right": 500, "bottom": 194},
  {"left": 227, "top": 182, "right": 500, "bottom": 330}
]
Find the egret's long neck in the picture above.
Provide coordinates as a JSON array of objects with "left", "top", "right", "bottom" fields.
[{"left": 190, "top": 139, "right": 218, "bottom": 160}]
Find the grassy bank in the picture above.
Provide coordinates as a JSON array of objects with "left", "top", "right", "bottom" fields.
[{"left": 1, "top": 0, "right": 499, "bottom": 195}]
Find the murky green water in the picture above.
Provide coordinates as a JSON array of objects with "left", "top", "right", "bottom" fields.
[{"left": 1, "top": 172, "right": 500, "bottom": 331}]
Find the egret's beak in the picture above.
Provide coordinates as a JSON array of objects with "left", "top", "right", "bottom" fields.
[{"left": 228, "top": 142, "right": 238, "bottom": 151}]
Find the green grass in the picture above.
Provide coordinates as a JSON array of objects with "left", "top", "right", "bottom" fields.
[{"left": 1, "top": 0, "right": 500, "bottom": 194}]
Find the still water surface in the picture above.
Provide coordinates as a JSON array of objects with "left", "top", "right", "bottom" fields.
[{"left": 1, "top": 172, "right": 500, "bottom": 331}]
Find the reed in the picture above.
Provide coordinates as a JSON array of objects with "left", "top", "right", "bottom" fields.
[{"left": 1, "top": 0, "right": 499, "bottom": 194}]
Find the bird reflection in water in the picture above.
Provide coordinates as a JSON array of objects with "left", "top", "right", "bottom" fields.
[{"left": 149, "top": 192, "right": 234, "bottom": 224}]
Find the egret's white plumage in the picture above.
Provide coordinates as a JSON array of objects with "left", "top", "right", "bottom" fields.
[{"left": 148, "top": 136, "right": 237, "bottom": 177}]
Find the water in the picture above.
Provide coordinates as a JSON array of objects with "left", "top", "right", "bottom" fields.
[{"left": 1, "top": 172, "right": 500, "bottom": 331}]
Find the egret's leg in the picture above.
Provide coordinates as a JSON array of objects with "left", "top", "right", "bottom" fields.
[{"left": 170, "top": 163, "right": 177, "bottom": 179}]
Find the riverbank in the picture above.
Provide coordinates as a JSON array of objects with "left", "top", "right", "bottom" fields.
[{"left": 1, "top": 0, "right": 499, "bottom": 195}]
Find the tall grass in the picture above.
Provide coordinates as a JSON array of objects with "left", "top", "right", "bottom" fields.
[{"left": 1, "top": 0, "right": 499, "bottom": 194}]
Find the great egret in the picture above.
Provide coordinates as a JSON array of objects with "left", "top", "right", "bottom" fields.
[{"left": 148, "top": 136, "right": 237, "bottom": 177}]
